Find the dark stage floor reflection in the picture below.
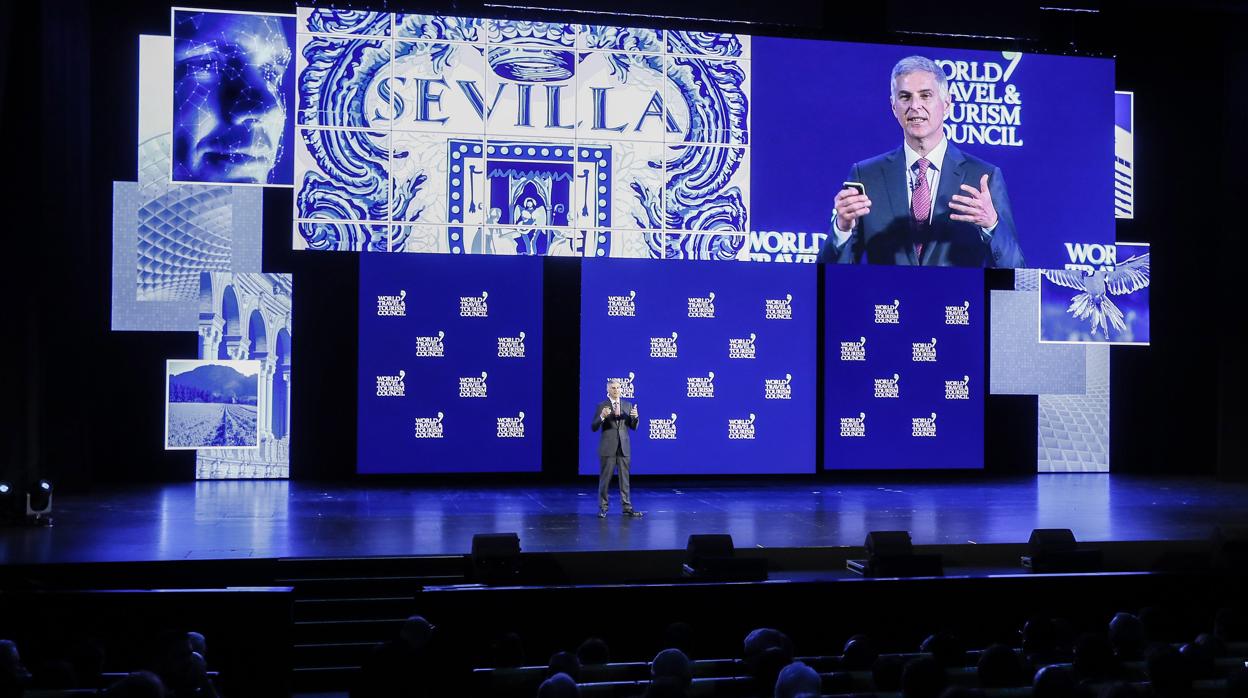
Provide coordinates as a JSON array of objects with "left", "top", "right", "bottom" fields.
[{"left": 3, "top": 475, "right": 1247, "bottom": 565}]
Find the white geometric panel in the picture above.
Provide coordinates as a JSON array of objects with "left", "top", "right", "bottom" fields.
[{"left": 1038, "top": 344, "right": 1110, "bottom": 473}]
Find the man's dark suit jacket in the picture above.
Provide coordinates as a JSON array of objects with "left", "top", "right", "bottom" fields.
[
  {"left": 817, "top": 143, "right": 1025, "bottom": 268},
  {"left": 591, "top": 399, "right": 637, "bottom": 457}
]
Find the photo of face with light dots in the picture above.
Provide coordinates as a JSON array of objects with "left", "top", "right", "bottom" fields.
[{"left": 172, "top": 10, "right": 294, "bottom": 185}]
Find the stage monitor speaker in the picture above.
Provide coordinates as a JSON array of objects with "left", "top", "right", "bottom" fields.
[
  {"left": 865, "top": 531, "right": 913, "bottom": 557},
  {"left": 686, "top": 534, "right": 735, "bottom": 566},
  {"left": 850, "top": 531, "right": 942, "bottom": 577},
  {"left": 1028, "top": 528, "right": 1077, "bottom": 554},
  {"left": 471, "top": 533, "right": 521, "bottom": 584},
  {"left": 1021, "top": 528, "right": 1101, "bottom": 573},
  {"left": 682, "top": 534, "right": 767, "bottom": 582}
]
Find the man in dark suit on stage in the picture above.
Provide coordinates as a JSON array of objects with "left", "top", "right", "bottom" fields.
[
  {"left": 818, "top": 55, "right": 1025, "bottom": 268},
  {"left": 591, "top": 379, "right": 643, "bottom": 518}
]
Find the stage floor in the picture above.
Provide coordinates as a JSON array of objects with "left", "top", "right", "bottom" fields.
[{"left": 3, "top": 474, "right": 1247, "bottom": 565}]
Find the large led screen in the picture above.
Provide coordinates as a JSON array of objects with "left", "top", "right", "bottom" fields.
[
  {"left": 754, "top": 40, "right": 1113, "bottom": 269},
  {"left": 172, "top": 8, "right": 296, "bottom": 186},
  {"left": 358, "top": 254, "right": 543, "bottom": 473},
  {"left": 1040, "top": 243, "right": 1150, "bottom": 345},
  {"left": 291, "top": 10, "right": 1113, "bottom": 269},
  {"left": 196, "top": 272, "right": 293, "bottom": 479},
  {"left": 579, "top": 258, "right": 816, "bottom": 474},
  {"left": 823, "top": 265, "right": 984, "bottom": 469}
]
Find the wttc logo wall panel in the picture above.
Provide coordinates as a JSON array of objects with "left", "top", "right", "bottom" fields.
[
  {"left": 824, "top": 265, "right": 984, "bottom": 470},
  {"left": 579, "top": 257, "right": 815, "bottom": 474},
  {"left": 357, "top": 254, "right": 543, "bottom": 473}
]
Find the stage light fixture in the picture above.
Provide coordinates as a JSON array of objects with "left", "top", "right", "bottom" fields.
[
  {"left": 1020, "top": 528, "right": 1100, "bottom": 572},
  {"left": 0, "top": 481, "right": 18, "bottom": 524},
  {"left": 1, "top": 480, "right": 53, "bottom": 527},
  {"left": 471, "top": 532, "right": 521, "bottom": 585},
  {"left": 848, "top": 531, "right": 944, "bottom": 577},
  {"left": 682, "top": 534, "right": 768, "bottom": 581},
  {"left": 25, "top": 480, "right": 53, "bottom": 526}
]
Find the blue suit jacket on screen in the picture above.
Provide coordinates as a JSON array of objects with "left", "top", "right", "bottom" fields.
[{"left": 817, "top": 143, "right": 1025, "bottom": 268}]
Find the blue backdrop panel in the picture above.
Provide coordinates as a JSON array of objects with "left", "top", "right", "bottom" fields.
[
  {"left": 358, "top": 254, "right": 543, "bottom": 473},
  {"left": 823, "top": 265, "right": 984, "bottom": 469},
  {"left": 579, "top": 258, "right": 816, "bottom": 475},
  {"left": 752, "top": 38, "right": 1114, "bottom": 269}
]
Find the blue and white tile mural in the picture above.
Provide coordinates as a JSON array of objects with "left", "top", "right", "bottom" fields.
[{"left": 293, "top": 12, "right": 751, "bottom": 259}]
